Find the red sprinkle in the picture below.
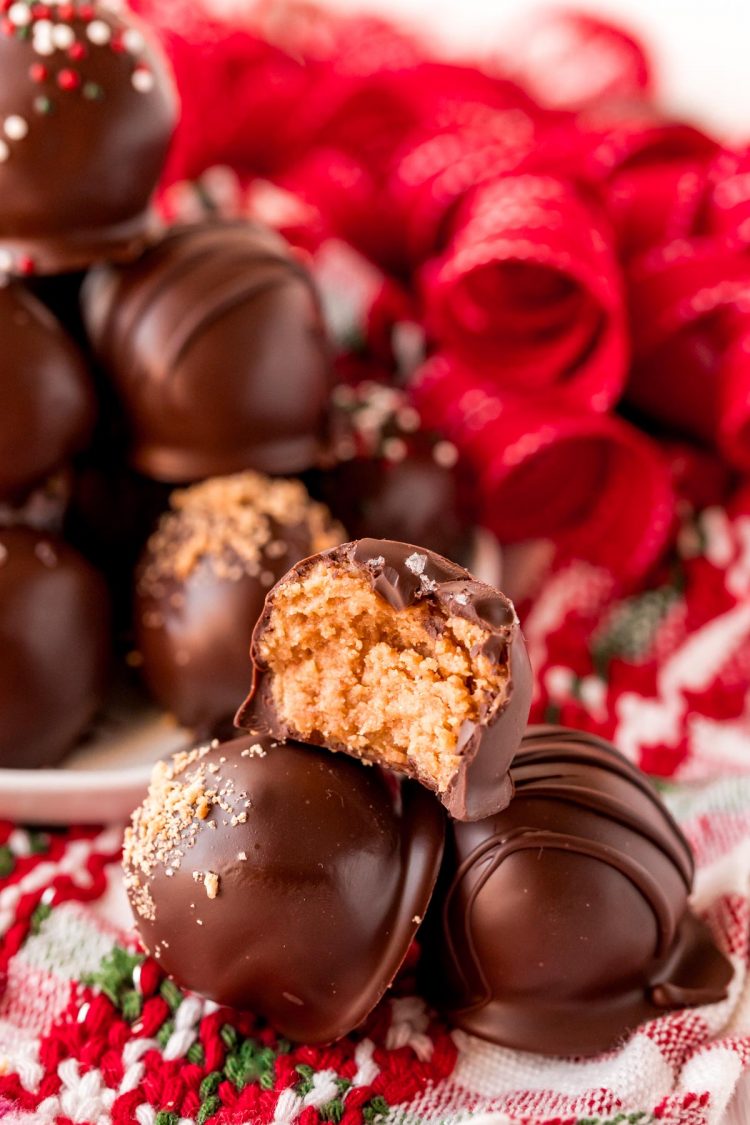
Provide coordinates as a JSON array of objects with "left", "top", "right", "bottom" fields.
[
  {"left": 31, "top": 4, "right": 51, "bottom": 18},
  {"left": 110, "top": 32, "right": 125, "bottom": 53},
  {"left": 57, "top": 3, "right": 75, "bottom": 19},
  {"left": 57, "top": 69, "right": 81, "bottom": 91},
  {"left": 77, "top": 3, "right": 95, "bottom": 18},
  {"left": 67, "top": 41, "right": 86, "bottom": 60},
  {"left": 29, "top": 62, "right": 48, "bottom": 82},
  {"left": 16, "top": 256, "right": 35, "bottom": 276}
]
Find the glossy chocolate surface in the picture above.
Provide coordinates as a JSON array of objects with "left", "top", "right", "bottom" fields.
[
  {"left": 0, "top": 526, "right": 110, "bottom": 768},
  {"left": 318, "top": 381, "right": 475, "bottom": 562},
  {"left": 0, "top": 2, "right": 176, "bottom": 275},
  {"left": 81, "top": 220, "right": 332, "bottom": 481},
  {"left": 317, "top": 445, "right": 474, "bottom": 563},
  {"left": 0, "top": 283, "right": 95, "bottom": 501},
  {"left": 124, "top": 735, "right": 445, "bottom": 1042},
  {"left": 0, "top": 470, "right": 72, "bottom": 534},
  {"left": 238, "top": 538, "right": 532, "bottom": 820},
  {"left": 134, "top": 474, "right": 343, "bottom": 733},
  {"left": 420, "top": 725, "right": 733, "bottom": 1056}
]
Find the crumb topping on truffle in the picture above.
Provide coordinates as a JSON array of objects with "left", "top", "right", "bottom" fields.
[
  {"left": 123, "top": 740, "right": 258, "bottom": 921},
  {"left": 137, "top": 471, "right": 343, "bottom": 593}
]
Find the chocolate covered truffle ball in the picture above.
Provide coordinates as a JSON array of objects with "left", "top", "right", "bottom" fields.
[
  {"left": 123, "top": 735, "right": 444, "bottom": 1042},
  {"left": 81, "top": 220, "right": 333, "bottom": 481},
  {"left": 318, "top": 381, "right": 475, "bottom": 562},
  {"left": 0, "top": 282, "right": 95, "bottom": 500},
  {"left": 0, "top": 1, "right": 177, "bottom": 275},
  {"left": 135, "top": 472, "right": 344, "bottom": 732},
  {"left": 420, "top": 726, "right": 733, "bottom": 1057},
  {"left": 238, "top": 539, "right": 532, "bottom": 821},
  {"left": 0, "top": 526, "right": 110, "bottom": 768}
]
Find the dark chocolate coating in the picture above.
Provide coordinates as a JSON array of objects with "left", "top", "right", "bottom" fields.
[
  {"left": 420, "top": 726, "right": 733, "bottom": 1056},
  {"left": 238, "top": 538, "right": 532, "bottom": 821},
  {"left": 124, "top": 736, "right": 445, "bottom": 1042},
  {"left": 0, "top": 470, "right": 72, "bottom": 534},
  {"left": 135, "top": 488, "right": 342, "bottom": 733},
  {"left": 0, "top": 3, "right": 176, "bottom": 275},
  {"left": 0, "top": 526, "right": 111, "bottom": 768},
  {"left": 316, "top": 446, "right": 474, "bottom": 564},
  {"left": 66, "top": 460, "right": 171, "bottom": 632},
  {"left": 0, "top": 283, "right": 95, "bottom": 501},
  {"left": 81, "top": 220, "right": 333, "bottom": 481}
]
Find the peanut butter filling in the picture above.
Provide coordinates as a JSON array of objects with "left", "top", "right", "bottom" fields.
[{"left": 255, "top": 560, "right": 510, "bottom": 792}]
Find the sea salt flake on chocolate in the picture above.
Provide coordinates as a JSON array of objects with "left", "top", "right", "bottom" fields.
[{"left": 405, "top": 552, "right": 427, "bottom": 575}]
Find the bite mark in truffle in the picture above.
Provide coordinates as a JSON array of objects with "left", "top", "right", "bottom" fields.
[{"left": 238, "top": 539, "right": 532, "bottom": 820}]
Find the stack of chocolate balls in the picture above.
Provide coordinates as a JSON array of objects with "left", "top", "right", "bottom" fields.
[
  {"left": 0, "top": 0, "right": 475, "bottom": 765},
  {"left": 124, "top": 537, "right": 733, "bottom": 1056},
  {"left": 0, "top": 0, "right": 402, "bottom": 763},
  {"left": 0, "top": 0, "right": 732, "bottom": 1059}
]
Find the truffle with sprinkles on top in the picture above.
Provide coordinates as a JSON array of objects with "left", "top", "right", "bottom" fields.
[{"left": 0, "top": 0, "right": 177, "bottom": 275}]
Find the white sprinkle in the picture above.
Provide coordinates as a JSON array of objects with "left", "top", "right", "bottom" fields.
[
  {"left": 0, "top": 140, "right": 9, "bottom": 163},
  {"left": 237, "top": 852, "right": 247, "bottom": 862},
  {"left": 366, "top": 555, "right": 385, "bottom": 568},
  {"left": 405, "top": 552, "right": 427, "bottom": 575},
  {"left": 131, "top": 67, "right": 155, "bottom": 93},
  {"left": 32, "top": 18, "right": 54, "bottom": 42},
  {"left": 420, "top": 575, "right": 438, "bottom": 593},
  {"left": 432, "top": 440, "right": 459, "bottom": 469},
  {"left": 34, "top": 541, "right": 57, "bottom": 568},
  {"left": 8, "top": 3, "right": 31, "bottom": 26},
  {"left": 454, "top": 592, "right": 469, "bottom": 605},
  {"left": 0, "top": 251, "right": 13, "bottom": 271},
  {"left": 396, "top": 406, "right": 420, "bottom": 433},
  {"left": 51, "top": 23, "right": 75, "bottom": 49},
  {"left": 240, "top": 743, "right": 266, "bottom": 758},
  {"left": 32, "top": 35, "right": 55, "bottom": 56},
  {"left": 382, "top": 436, "right": 407, "bottom": 462},
  {"left": 122, "top": 27, "right": 144, "bottom": 52},
  {"left": 4, "top": 116, "right": 27, "bottom": 141},
  {"left": 86, "top": 19, "right": 111, "bottom": 45}
]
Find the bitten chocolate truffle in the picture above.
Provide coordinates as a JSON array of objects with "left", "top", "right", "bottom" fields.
[
  {"left": 81, "top": 220, "right": 333, "bottom": 481},
  {"left": 0, "top": 527, "right": 110, "bottom": 768},
  {"left": 237, "top": 539, "right": 532, "bottom": 820},
  {"left": 0, "top": 1, "right": 177, "bottom": 275},
  {"left": 0, "top": 283, "right": 94, "bottom": 501},
  {"left": 135, "top": 472, "right": 344, "bottom": 733},
  {"left": 420, "top": 726, "right": 733, "bottom": 1057},
  {"left": 123, "top": 735, "right": 444, "bottom": 1042}
]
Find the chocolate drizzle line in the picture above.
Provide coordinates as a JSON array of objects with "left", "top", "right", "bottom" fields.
[{"left": 441, "top": 727, "right": 696, "bottom": 1008}]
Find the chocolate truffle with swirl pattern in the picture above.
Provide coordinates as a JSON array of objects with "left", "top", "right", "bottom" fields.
[
  {"left": 81, "top": 220, "right": 332, "bottom": 482},
  {"left": 420, "top": 726, "right": 732, "bottom": 1056}
]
